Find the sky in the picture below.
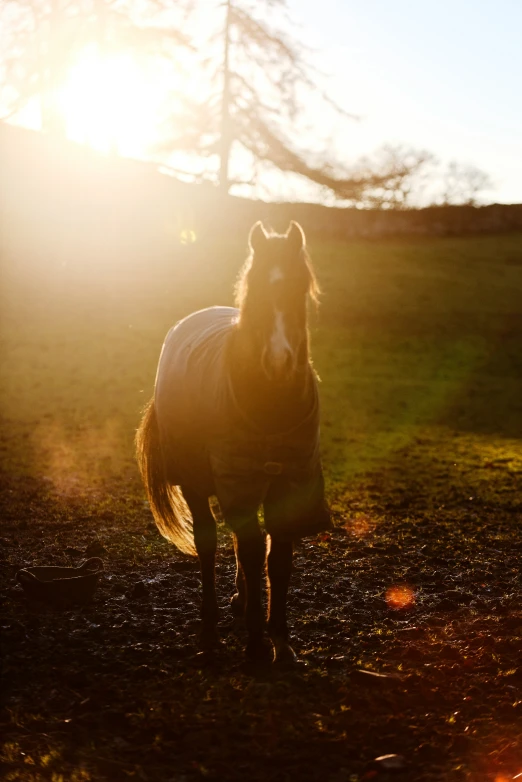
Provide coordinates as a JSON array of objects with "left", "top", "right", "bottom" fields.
[{"left": 287, "top": 0, "right": 522, "bottom": 203}]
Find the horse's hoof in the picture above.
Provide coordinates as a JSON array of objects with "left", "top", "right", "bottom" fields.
[
  {"left": 273, "top": 641, "right": 298, "bottom": 665},
  {"left": 245, "top": 637, "right": 274, "bottom": 664},
  {"left": 230, "top": 593, "right": 245, "bottom": 618},
  {"left": 198, "top": 625, "right": 221, "bottom": 650}
]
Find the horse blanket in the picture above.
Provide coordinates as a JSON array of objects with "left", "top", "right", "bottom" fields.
[{"left": 154, "top": 306, "right": 331, "bottom": 540}]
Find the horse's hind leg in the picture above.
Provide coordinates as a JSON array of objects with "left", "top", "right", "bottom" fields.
[
  {"left": 234, "top": 519, "right": 271, "bottom": 662},
  {"left": 182, "top": 486, "right": 219, "bottom": 648},
  {"left": 267, "top": 536, "right": 297, "bottom": 663}
]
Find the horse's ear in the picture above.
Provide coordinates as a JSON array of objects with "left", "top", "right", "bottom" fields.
[
  {"left": 249, "top": 221, "right": 269, "bottom": 254},
  {"left": 287, "top": 221, "right": 305, "bottom": 253}
]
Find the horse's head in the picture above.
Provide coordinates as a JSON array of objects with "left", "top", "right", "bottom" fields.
[{"left": 236, "top": 221, "right": 319, "bottom": 382}]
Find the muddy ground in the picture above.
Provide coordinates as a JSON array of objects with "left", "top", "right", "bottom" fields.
[{"left": 1, "top": 436, "right": 521, "bottom": 782}]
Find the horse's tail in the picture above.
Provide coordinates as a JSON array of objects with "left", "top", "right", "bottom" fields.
[{"left": 135, "top": 398, "right": 196, "bottom": 556}]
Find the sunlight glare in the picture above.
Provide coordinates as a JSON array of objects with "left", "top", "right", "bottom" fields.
[{"left": 59, "top": 47, "right": 161, "bottom": 156}]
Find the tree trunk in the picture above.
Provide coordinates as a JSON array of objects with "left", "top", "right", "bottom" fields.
[
  {"left": 219, "top": 0, "right": 232, "bottom": 194},
  {"left": 40, "top": 0, "right": 67, "bottom": 137}
]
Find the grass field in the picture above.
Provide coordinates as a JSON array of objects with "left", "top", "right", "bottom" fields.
[
  {"left": 1, "top": 230, "right": 522, "bottom": 781},
  {"left": 2, "top": 231, "right": 522, "bottom": 500}
]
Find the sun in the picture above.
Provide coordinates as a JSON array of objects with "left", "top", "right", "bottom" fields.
[{"left": 58, "top": 46, "right": 163, "bottom": 156}]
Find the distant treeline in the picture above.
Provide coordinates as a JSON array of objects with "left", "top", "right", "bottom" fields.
[
  {"left": 220, "top": 199, "right": 522, "bottom": 240},
  {"left": 1, "top": 123, "right": 522, "bottom": 273}
]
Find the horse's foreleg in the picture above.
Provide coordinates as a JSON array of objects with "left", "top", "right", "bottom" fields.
[
  {"left": 182, "top": 486, "right": 219, "bottom": 648},
  {"left": 267, "top": 536, "right": 297, "bottom": 663},
  {"left": 231, "top": 534, "right": 246, "bottom": 617},
  {"left": 234, "top": 520, "right": 271, "bottom": 662}
]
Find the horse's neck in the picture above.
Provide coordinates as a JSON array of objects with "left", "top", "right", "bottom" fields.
[{"left": 227, "top": 329, "right": 314, "bottom": 433}]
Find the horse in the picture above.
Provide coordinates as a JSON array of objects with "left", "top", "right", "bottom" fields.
[{"left": 135, "top": 221, "right": 331, "bottom": 663}]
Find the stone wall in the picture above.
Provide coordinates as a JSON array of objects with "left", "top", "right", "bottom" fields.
[{"left": 215, "top": 197, "right": 522, "bottom": 240}]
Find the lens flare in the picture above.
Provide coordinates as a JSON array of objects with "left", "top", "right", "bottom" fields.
[
  {"left": 32, "top": 419, "right": 124, "bottom": 496},
  {"left": 180, "top": 229, "right": 197, "bottom": 245},
  {"left": 385, "top": 584, "right": 415, "bottom": 610}
]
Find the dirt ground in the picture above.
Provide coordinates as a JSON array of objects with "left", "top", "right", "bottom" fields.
[{"left": 2, "top": 429, "right": 522, "bottom": 782}]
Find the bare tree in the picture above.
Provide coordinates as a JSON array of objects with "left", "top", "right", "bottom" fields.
[
  {"left": 347, "top": 145, "right": 436, "bottom": 209},
  {"left": 439, "top": 161, "right": 494, "bottom": 206},
  {"left": 156, "top": 0, "right": 424, "bottom": 200}
]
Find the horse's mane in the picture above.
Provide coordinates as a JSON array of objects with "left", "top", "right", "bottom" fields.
[{"left": 234, "top": 230, "right": 320, "bottom": 312}]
